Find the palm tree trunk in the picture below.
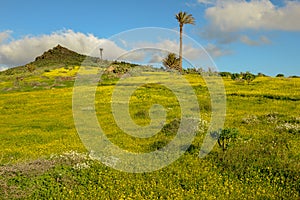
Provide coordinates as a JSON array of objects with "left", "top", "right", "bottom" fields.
[{"left": 179, "top": 24, "right": 183, "bottom": 73}]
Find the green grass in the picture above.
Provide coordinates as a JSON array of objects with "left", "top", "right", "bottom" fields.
[{"left": 0, "top": 70, "right": 299, "bottom": 199}]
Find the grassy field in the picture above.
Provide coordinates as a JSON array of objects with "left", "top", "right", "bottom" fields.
[{"left": 0, "top": 67, "right": 299, "bottom": 199}]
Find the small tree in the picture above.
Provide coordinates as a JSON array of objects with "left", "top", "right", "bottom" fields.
[
  {"left": 185, "top": 67, "right": 198, "bottom": 74},
  {"left": 276, "top": 73, "right": 284, "bottom": 77},
  {"left": 242, "top": 71, "right": 255, "bottom": 84},
  {"left": 219, "top": 72, "right": 232, "bottom": 78},
  {"left": 231, "top": 73, "right": 240, "bottom": 80},
  {"left": 162, "top": 53, "right": 180, "bottom": 71},
  {"left": 257, "top": 72, "right": 266, "bottom": 77},
  {"left": 211, "top": 128, "right": 239, "bottom": 151}
]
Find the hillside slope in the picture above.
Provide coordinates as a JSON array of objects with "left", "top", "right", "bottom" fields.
[{"left": 0, "top": 45, "right": 99, "bottom": 76}]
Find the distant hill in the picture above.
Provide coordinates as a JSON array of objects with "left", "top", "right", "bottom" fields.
[
  {"left": 34, "top": 44, "right": 88, "bottom": 66},
  {"left": 31, "top": 44, "right": 103, "bottom": 69},
  {"left": 1, "top": 45, "right": 99, "bottom": 75},
  {"left": 0, "top": 45, "right": 159, "bottom": 79},
  {"left": 0, "top": 45, "right": 159, "bottom": 91}
]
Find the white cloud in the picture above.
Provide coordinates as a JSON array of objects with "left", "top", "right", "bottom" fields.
[
  {"left": 0, "top": 29, "right": 227, "bottom": 69},
  {"left": 205, "top": 43, "right": 232, "bottom": 58},
  {"left": 197, "top": 0, "right": 217, "bottom": 5},
  {"left": 240, "top": 35, "right": 271, "bottom": 46},
  {"left": 148, "top": 54, "right": 164, "bottom": 63},
  {"left": 0, "top": 29, "right": 125, "bottom": 67},
  {"left": 199, "top": 0, "right": 300, "bottom": 46},
  {"left": 121, "top": 50, "right": 146, "bottom": 62},
  {"left": 205, "top": 0, "right": 300, "bottom": 32},
  {"left": 199, "top": 26, "right": 238, "bottom": 44},
  {"left": 260, "top": 35, "right": 271, "bottom": 44},
  {"left": 240, "top": 35, "right": 259, "bottom": 46},
  {"left": 128, "top": 39, "right": 211, "bottom": 61},
  {"left": 0, "top": 30, "right": 12, "bottom": 44},
  {"left": 119, "top": 49, "right": 167, "bottom": 64},
  {"left": 121, "top": 39, "right": 229, "bottom": 69}
]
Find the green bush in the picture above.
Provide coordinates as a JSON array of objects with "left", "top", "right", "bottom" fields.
[
  {"left": 219, "top": 72, "right": 232, "bottom": 77},
  {"left": 242, "top": 71, "right": 256, "bottom": 84},
  {"left": 231, "top": 73, "right": 240, "bottom": 80},
  {"left": 276, "top": 73, "right": 284, "bottom": 77},
  {"left": 162, "top": 53, "right": 180, "bottom": 71},
  {"left": 26, "top": 64, "right": 36, "bottom": 73},
  {"left": 161, "top": 118, "right": 180, "bottom": 136},
  {"left": 149, "top": 140, "right": 169, "bottom": 151},
  {"left": 211, "top": 128, "right": 239, "bottom": 151}
]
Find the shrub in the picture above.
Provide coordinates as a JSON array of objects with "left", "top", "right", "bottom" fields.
[
  {"left": 276, "top": 73, "right": 284, "bottom": 77},
  {"left": 149, "top": 140, "right": 169, "bottom": 151},
  {"left": 257, "top": 72, "right": 267, "bottom": 77},
  {"left": 219, "top": 72, "right": 232, "bottom": 77},
  {"left": 26, "top": 64, "right": 35, "bottom": 73},
  {"left": 288, "top": 75, "right": 300, "bottom": 78},
  {"left": 133, "top": 110, "right": 149, "bottom": 119},
  {"left": 162, "top": 53, "right": 180, "bottom": 71},
  {"left": 241, "top": 71, "right": 256, "bottom": 84},
  {"left": 161, "top": 118, "right": 180, "bottom": 136},
  {"left": 185, "top": 144, "right": 197, "bottom": 154},
  {"left": 184, "top": 68, "right": 198, "bottom": 74},
  {"left": 211, "top": 128, "right": 239, "bottom": 151},
  {"left": 231, "top": 73, "right": 240, "bottom": 80}
]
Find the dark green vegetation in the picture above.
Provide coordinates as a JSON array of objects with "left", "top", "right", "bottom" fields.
[
  {"left": 211, "top": 128, "right": 239, "bottom": 151},
  {"left": 0, "top": 46, "right": 299, "bottom": 199},
  {"left": 162, "top": 53, "right": 180, "bottom": 71}
]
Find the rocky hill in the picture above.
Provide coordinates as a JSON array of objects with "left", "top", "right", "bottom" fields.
[
  {"left": 1, "top": 45, "right": 99, "bottom": 75},
  {"left": 32, "top": 44, "right": 98, "bottom": 67},
  {"left": 35, "top": 45, "right": 84, "bottom": 62}
]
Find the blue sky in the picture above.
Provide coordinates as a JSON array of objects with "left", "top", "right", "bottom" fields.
[{"left": 0, "top": 0, "right": 299, "bottom": 76}]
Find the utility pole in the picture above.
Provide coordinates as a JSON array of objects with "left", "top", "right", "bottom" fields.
[{"left": 99, "top": 48, "right": 103, "bottom": 60}]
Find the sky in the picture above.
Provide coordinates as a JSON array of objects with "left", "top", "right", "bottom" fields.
[{"left": 0, "top": 0, "right": 300, "bottom": 76}]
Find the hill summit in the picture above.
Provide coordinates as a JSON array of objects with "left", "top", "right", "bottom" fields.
[
  {"left": 32, "top": 44, "right": 90, "bottom": 67},
  {"left": 35, "top": 45, "right": 83, "bottom": 62},
  {"left": 0, "top": 44, "right": 100, "bottom": 75}
]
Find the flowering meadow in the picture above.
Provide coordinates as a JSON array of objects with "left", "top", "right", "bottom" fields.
[{"left": 0, "top": 67, "right": 299, "bottom": 199}]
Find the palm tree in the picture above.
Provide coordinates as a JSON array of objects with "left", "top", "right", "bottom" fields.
[{"left": 175, "top": 11, "right": 195, "bottom": 73}]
